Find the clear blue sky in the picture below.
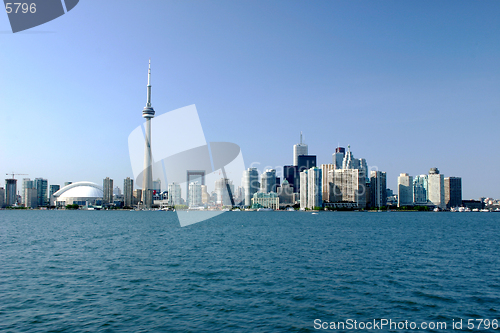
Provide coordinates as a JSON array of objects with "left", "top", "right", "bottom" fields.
[{"left": 1, "top": 1, "right": 499, "bottom": 199}]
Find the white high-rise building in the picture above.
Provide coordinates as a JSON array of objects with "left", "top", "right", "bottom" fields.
[
  {"left": 300, "top": 169, "right": 308, "bottom": 210},
  {"left": 307, "top": 167, "right": 322, "bottom": 209},
  {"left": 241, "top": 168, "right": 259, "bottom": 206},
  {"left": 398, "top": 173, "right": 413, "bottom": 207},
  {"left": 22, "top": 178, "right": 34, "bottom": 206},
  {"left": 168, "top": 182, "right": 182, "bottom": 206},
  {"left": 293, "top": 132, "right": 308, "bottom": 166},
  {"left": 188, "top": 182, "right": 202, "bottom": 208},
  {"left": 428, "top": 168, "right": 445, "bottom": 209},
  {"left": 299, "top": 167, "right": 322, "bottom": 209},
  {"left": 320, "top": 164, "right": 335, "bottom": 201}
]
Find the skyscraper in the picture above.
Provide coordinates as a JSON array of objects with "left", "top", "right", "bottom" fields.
[
  {"left": 124, "top": 177, "right": 134, "bottom": 208},
  {"left": 397, "top": 173, "right": 413, "bottom": 207},
  {"left": 34, "top": 178, "right": 48, "bottom": 207},
  {"left": 332, "top": 147, "right": 345, "bottom": 169},
  {"left": 445, "top": 177, "right": 462, "bottom": 209},
  {"left": 328, "top": 169, "right": 366, "bottom": 208},
  {"left": 188, "top": 182, "right": 202, "bottom": 207},
  {"left": 299, "top": 169, "right": 308, "bottom": 210},
  {"left": 25, "top": 188, "right": 37, "bottom": 209},
  {"left": 242, "top": 167, "right": 259, "bottom": 206},
  {"left": 186, "top": 170, "right": 205, "bottom": 203},
  {"left": 167, "top": 183, "right": 182, "bottom": 206},
  {"left": 142, "top": 60, "right": 155, "bottom": 208},
  {"left": 307, "top": 167, "right": 322, "bottom": 209},
  {"left": 103, "top": 177, "right": 113, "bottom": 205},
  {"left": 293, "top": 132, "right": 308, "bottom": 166},
  {"left": 49, "top": 185, "right": 60, "bottom": 199},
  {"left": 320, "top": 164, "right": 335, "bottom": 200},
  {"left": 22, "top": 178, "right": 34, "bottom": 206},
  {"left": 215, "top": 178, "right": 234, "bottom": 206},
  {"left": 428, "top": 168, "right": 445, "bottom": 209},
  {"left": 260, "top": 169, "right": 277, "bottom": 194},
  {"left": 5, "top": 178, "right": 17, "bottom": 207},
  {"left": 370, "top": 171, "right": 387, "bottom": 208},
  {"left": 413, "top": 175, "right": 428, "bottom": 204}
]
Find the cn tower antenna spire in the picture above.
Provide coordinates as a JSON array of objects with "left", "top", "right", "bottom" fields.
[
  {"left": 142, "top": 59, "right": 155, "bottom": 208},
  {"left": 146, "top": 58, "right": 152, "bottom": 107}
]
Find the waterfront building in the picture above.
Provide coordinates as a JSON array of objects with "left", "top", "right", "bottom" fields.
[
  {"left": 34, "top": 178, "right": 48, "bottom": 207},
  {"left": 370, "top": 171, "right": 387, "bottom": 208},
  {"left": 201, "top": 185, "right": 210, "bottom": 204},
  {"left": 124, "top": 177, "right": 134, "bottom": 208},
  {"left": 64, "top": 182, "right": 72, "bottom": 187},
  {"left": 445, "top": 177, "right": 462, "bottom": 209},
  {"left": 428, "top": 168, "right": 445, "bottom": 209},
  {"left": 277, "top": 179, "right": 294, "bottom": 205},
  {"left": 21, "top": 178, "right": 33, "bottom": 206},
  {"left": 49, "top": 185, "right": 60, "bottom": 202},
  {"left": 188, "top": 182, "right": 202, "bottom": 207},
  {"left": 215, "top": 178, "right": 234, "bottom": 206},
  {"left": 25, "top": 188, "right": 37, "bottom": 208},
  {"left": 328, "top": 169, "right": 366, "bottom": 208},
  {"left": 186, "top": 170, "right": 205, "bottom": 203},
  {"left": 141, "top": 60, "right": 155, "bottom": 209},
  {"left": 413, "top": 175, "right": 428, "bottom": 204},
  {"left": 103, "top": 177, "right": 113, "bottom": 205},
  {"left": 307, "top": 167, "right": 322, "bottom": 209},
  {"left": 0, "top": 187, "right": 4, "bottom": 208},
  {"left": 251, "top": 192, "right": 279, "bottom": 210},
  {"left": 261, "top": 169, "right": 277, "bottom": 194},
  {"left": 293, "top": 131, "right": 308, "bottom": 166},
  {"left": 133, "top": 189, "right": 142, "bottom": 206},
  {"left": 320, "top": 164, "right": 336, "bottom": 201},
  {"left": 52, "top": 181, "right": 103, "bottom": 207},
  {"left": 242, "top": 168, "right": 260, "bottom": 206},
  {"left": 332, "top": 147, "right": 345, "bottom": 169},
  {"left": 167, "top": 183, "right": 182, "bottom": 206},
  {"left": 397, "top": 173, "right": 413, "bottom": 207},
  {"left": 300, "top": 169, "right": 308, "bottom": 210}
]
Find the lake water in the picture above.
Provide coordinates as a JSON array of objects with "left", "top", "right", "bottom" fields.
[{"left": 1, "top": 211, "right": 499, "bottom": 332}]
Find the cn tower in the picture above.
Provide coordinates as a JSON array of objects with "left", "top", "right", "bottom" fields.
[{"left": 142, "top": 59, "right": 155, "bottom": 208}]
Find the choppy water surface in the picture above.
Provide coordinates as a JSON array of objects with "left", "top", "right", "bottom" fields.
[{"left": 1, "top": 211, "right": 499, "bottom": 332}]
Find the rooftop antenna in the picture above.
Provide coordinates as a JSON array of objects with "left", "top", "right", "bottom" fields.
[{"left": 300, "top": 131, "right": 303, "bottom": 144}]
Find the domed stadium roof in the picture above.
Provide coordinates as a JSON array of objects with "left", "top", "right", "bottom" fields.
[{"left": 53, "top": 181, "right": 103, "bottom": 199}]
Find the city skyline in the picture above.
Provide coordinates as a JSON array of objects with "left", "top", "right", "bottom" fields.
[{"left": 1, "top": 1, "right": 499, "bottom": 199}]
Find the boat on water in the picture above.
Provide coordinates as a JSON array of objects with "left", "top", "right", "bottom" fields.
[
  {"left": 286, "top": 207, "right": 295, "bottom": 211},
  {"left": 232, "top": 208, "right": 241, "bottom": 211},
  {"left": 257, "top": 208, "right": 273, "bottom": 212},
  {"left": 312, "top": 212, "right": 318, "bottom": 215}
]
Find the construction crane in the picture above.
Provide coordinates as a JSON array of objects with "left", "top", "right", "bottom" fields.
[{"left": 6, "top": 172, "right": 28, "bottom": 180}]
